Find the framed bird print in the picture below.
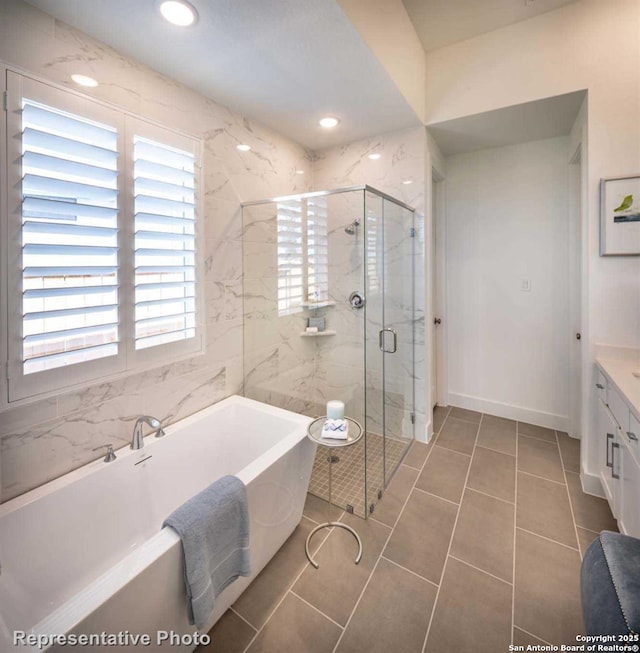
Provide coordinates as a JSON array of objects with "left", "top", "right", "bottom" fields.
[{"left": 600, "top": 175, "right": 640, "bottom": 255}]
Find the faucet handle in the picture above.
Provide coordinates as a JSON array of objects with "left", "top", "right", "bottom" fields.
[{"left": 92, "top": 443, "right": 117, "bottom": 463}]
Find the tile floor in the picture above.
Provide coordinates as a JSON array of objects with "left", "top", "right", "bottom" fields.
[
  {"left": 199, "top": 406, "right": 618, "bottom": 653},
  {"left": 308, "top": 432, "right": 410, "bottom": 518}
]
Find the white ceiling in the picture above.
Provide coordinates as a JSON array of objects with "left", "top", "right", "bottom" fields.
[
  {"left": 402, "top": 0, "right": 579, "bottom": 52},
  {"left": 23, "top": 0, "right": 420, "bottom": 150},
  {"left": 427, "top": 91, "right": 586, "bottom": 156}
]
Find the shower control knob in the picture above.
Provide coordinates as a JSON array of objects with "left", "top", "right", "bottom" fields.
[{"left": 349, "top": 291, "right": 366, "bottom": 309}]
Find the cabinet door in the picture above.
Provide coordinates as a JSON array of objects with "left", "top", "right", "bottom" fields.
[
  {"left": 598, "top": 399, "right": 621, "bottom": 517},
  {"left": 620, "top": 437, "right": 640, "bottom": 537}
]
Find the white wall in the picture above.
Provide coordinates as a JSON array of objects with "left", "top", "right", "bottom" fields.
[
  {"left": 0, "top": 0, "right": 312, "bottom": 502},
  {"left": 425, "top": 0, "right": 640, "bottom": 357},
  {"left": 445, "top": 137, "right": 571, "bottom": 428}
]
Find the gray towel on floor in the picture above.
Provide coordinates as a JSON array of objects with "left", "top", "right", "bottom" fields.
[{"left": 163, "top": 475, "right": 251, "bottom": 629}]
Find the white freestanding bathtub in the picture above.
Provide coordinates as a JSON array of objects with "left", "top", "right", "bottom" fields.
[{"left": 0, "top": 395, "right": 315, "bottom": 652}]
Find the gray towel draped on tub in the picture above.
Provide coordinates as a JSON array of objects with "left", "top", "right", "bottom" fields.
[{"left": 163, "top": 475, "right": 251, "bottom": 629}]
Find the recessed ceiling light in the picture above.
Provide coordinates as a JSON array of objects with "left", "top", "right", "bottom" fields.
[
  {"left": 159, "top": 0, "right": 198, "bottom": 27},
  {"left": 71, "top": 74, "right": 98, "bottom": 88},
  {"left": 236, "top": 144, "right": 251, "bottom": 152},
  {"left": 402, "top": 179, "right": 413, "bottom": 185},
  {"left": 319, "top": 117, "right": 339, "bottom": 129},
  {"left": 295, "top": 170, "right": 305, "bottom": 175},
  {"left": 368, "top": 153, "right": 381, "bottom": 160}
]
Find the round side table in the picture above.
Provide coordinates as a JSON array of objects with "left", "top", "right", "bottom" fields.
[{"left": 305, "top": 416, "right": 364, "bottom": 569}]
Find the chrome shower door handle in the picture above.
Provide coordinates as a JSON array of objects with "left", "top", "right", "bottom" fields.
[{"left": 379, "top": 328, "right": 397, "bottom": 353}]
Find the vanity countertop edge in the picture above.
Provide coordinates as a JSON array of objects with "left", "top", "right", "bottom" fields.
[{"left": 596, "top": 357, "right": 640, "bottom": 422}]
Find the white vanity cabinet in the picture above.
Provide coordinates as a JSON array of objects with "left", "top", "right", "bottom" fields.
[{"left": 595, "top": 360, "right": 640, "bottom": 537}]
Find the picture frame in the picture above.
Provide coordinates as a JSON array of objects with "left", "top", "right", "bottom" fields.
[{"left": 600, "top": 175, "right": 640, "bottom": 256}]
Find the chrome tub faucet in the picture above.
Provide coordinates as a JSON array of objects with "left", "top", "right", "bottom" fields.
[{"left": 131, "top": 416, "right": 165, "bottom": 450}]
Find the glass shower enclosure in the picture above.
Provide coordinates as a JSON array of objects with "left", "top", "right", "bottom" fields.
[{"left": 241, "top": 186, "right": 415, "bottom": 518}]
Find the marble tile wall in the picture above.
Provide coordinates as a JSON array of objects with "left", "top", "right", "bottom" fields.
[{"left": 0, "top": 0, "right": 313, "bottom": 502}]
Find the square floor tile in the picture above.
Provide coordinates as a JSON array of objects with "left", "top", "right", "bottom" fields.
[
  {"left": 518, "top": 422, "right": 557, "bottom": 442},
  {"left": 425, "top": 557, "right": 512, "bottom": 653},
  {"left": 246, "top": 593, "right": 342, "bottom": 653},
  {"left": 512, "top": 627, "right": 550, "bottom": 648},
  {"left": 415, "top": 445, "right": 470, "bottom": 504},
  {"left": 233, "top": 518, "right": 323, "bottom": 629},
  {"left": 477, "top": 415, "right": 516, "bottom": 456},
  {"left": 467, "top": 446, "right": 515, "bottom": 502},
  {"left": 565, "top": 472, "right": 617, "bottom": 532},
  {"left": 436, "top": 416, "right": 478, "bottom": 455},
  {"left": 433, "top": 405, "right": 450, "bottom": 434},
  {"left": 198, "top": 610, "right": 256, "bottom": 653},
  {"left": 449, "top": 406, "right": 482, "bottom": 424},
  {"left": 557, "top": 432, "right": 581, "bottom": 473},
  {"left": 517, "top": 472, "right": 578, "bottom": 549},
  {"left": 336, "top": 558, "right": 436, "bottom": 653},
  {"left": 384, "top": 489, "right": 457, "bottom": 584},
  {"left": 374, "top": 465, "right": 419, "bottom": 527},
  {"left": 577, "top": 527, "right": 600, "bottom": 558},
  {"left": 517, "top": 435, "right": 564, "bottom": 483},
  {"left": 403, "top": 440, "right": 432, "bottom": 470},
  {"left": 293, "top": 514, "right": 391, "bottom": 626},
  {"left": 514, "top": 529, "right": 583, "bottom": 644},
  {"left": 451, "top": 488, "right": 514, "bottom": 582},
  {"left": 304, "top": 493, "right": 343, "bottom": 523}
]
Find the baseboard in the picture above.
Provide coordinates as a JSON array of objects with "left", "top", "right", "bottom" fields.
[
  {"left": 447, "top": 392, "right": 569, "bottom": 431},
  {"left": 415, "top": 411, "right": 429, "bottom": 444},
  {"left": 580, "top": 469, "right": 605, "bottom": 499}
]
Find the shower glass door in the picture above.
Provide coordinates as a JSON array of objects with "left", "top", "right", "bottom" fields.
[{"left": 364, "top": 192, "right": 415, "bottom": 510}]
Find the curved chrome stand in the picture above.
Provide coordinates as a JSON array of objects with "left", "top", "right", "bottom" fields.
[
  {"left": 305, "top": 521, "right": 363, "bottom": 569},
  {"left": 304, "top": 416, "right": 364, "bottom": 569}
]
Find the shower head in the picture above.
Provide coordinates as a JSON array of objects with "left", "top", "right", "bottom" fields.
[{"left": 344, "top": 219, "right": 360, "bottom": 235}]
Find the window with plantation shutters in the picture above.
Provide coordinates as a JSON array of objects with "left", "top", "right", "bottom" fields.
[
  {"left": 276, "top": 196, "right": 329, "bottom": 317},
  {"left": 19, "top": 99, "right": 120, "bottom": 375},
  {"left": 5, "top": 72, "right": 202, "bottom": 402},
  {"left": 133, "top": 135, "right": 196, "bottom": 350},
  {"left": 277, "top": 198, "right": 305, "bottom": 316}
]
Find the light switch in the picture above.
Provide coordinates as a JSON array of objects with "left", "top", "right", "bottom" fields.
[{"left": 520, "top": 279, "right": 531, "bottom": 292}]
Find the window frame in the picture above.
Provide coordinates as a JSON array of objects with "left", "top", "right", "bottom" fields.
[{"left": 2, "top": 68, "right": 204, "bottom": 406}]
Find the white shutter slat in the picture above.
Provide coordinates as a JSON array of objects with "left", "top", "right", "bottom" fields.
[
  {"left": 20, "top": 98, "right": 120, "bottom": 374},
  {"left": 134, "top": 135, "right": 196, "bottom": 350}
]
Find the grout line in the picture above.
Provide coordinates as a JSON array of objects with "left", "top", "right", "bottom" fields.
[
  {"left": 289, "top": 590, "right": 345, "bottom": 630},
  {"left": 432, "top": 442, "right": 473, "bottom": 458},
  {"left": 513, "top": 625, "right": 554, "bottom": 647},
  {"left": 240, "top": 518, "right": 339, "bottom": 653},
  {"left": 412, "top": 486, "right": 460, "bottom": 507},
  {"left": 518, "top": 432, "right": 561, "bottom": 446},
  {"left": 555, "top": 430, "right": 583, "bottom": 559},
  {"left": 330, "top": 419, "right": 443, "bottom": 653},
  {"left": 510, "top": 420, "right": 519, "bottom": 647},
  {"left": 447, "top": 554, "right": 513, "bottom": 587},
  {"left": 380, "top": 555, "right": 440, "bottom": 589},
  {"left": 421, "top": 413, "right": 483, "bottom": 653},
  {"left": 473, "top": 442, "right": 517, "bottom": 458},
  {"left": 517, "top": 469, "right": 567, "bottom": 487},
  {"left": 229, "top": 606, "right": 258, "bottom": 633},
  {"left": 515, "top": 526, "right": 580, "bottom": 553},
  {"left": 464, "top": 485, "right": 515, "bottom": 506}
]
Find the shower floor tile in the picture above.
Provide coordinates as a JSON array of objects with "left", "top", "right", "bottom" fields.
[{"left": 307, "top": 432, "right": 409, "bottom": 518}]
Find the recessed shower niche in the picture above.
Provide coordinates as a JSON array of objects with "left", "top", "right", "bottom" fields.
[{"left": 242, "top": 186, "right": 416, "bottom": 517}]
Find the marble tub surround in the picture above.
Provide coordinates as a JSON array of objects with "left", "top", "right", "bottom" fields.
[{"left": 0, "top": 0, "right": 313, "bottom": 502}]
